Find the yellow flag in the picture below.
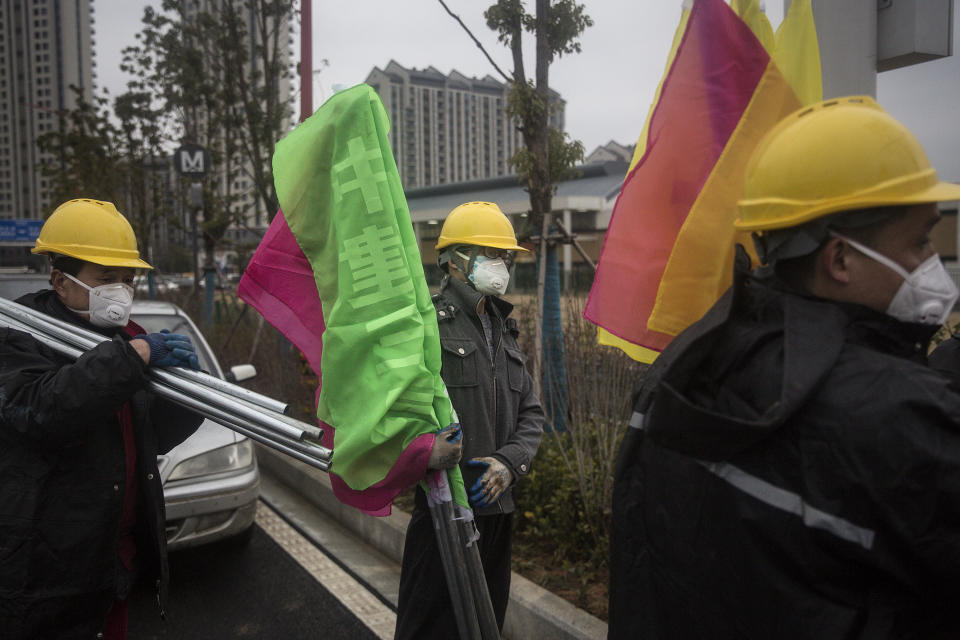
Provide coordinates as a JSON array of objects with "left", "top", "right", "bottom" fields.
[
  {"left": 597, "top": 329, "right": 663, "bottom": 364},
  {"left": 773, "top": 0, "right": 822, "bottom": 105},
  {"left": 732, "top": 0, "right": 775, "bottom": 52}
]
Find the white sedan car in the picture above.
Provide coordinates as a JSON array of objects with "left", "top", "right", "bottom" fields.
[{"left": 131, "top": 300, "right": 261, "bottom": 550}]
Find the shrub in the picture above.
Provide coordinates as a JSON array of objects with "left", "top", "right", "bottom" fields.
[
  {"left": 513, "top": 434, "right": 602, "bottom": 564},
  {"left": 511, "top": 293, "right": 647, "bottom": 568}
]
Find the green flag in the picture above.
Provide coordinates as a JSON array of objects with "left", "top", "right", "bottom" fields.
[{"left": 271, "top": 84, "right": 466, "bottom": 512}]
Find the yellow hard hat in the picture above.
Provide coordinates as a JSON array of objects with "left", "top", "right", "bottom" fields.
[
  {"left": 435, "top": 201, "right": 529, "bottom": 252},
  {"left": 32, "top": 199, "right": 153, "bottom": 269},
  {"left": 736, "top": 96, "right": 960, "bottom": 232}
]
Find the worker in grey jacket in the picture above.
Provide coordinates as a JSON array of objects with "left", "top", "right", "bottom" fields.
[{"left": 396, "top": 201, "right": 545, "bottom": 640}]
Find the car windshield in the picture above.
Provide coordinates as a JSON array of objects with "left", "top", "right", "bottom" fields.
[
  {"left": 130, "top": 313, "right": 216, "bottom": 374},
  {"left": 0, "top": 275, "right": 52, "bottom": 301}
]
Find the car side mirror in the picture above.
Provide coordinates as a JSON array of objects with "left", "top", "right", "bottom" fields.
[{"left": 226, "top": 364, "right": 257, "bottom": 383}]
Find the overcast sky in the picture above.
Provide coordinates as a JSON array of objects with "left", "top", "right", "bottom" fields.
[{"left": 93, "top": 0, "right": 960, "bottom": 181}]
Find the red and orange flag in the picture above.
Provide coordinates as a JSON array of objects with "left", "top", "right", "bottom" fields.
[{"left": 585, "top": 0, "right": 820, "bottom": 363}]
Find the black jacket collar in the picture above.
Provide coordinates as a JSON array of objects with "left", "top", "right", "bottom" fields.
[
  {"left": 755, "top": 270, "right": 938, "bottom": 362},
  {"left": 642, "top": 270, "right": 940, "bottom": 461}
]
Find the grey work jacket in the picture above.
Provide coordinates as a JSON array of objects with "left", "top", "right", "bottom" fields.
[{"left": 434, "top": 276, "right": 544, "bottom": 515}]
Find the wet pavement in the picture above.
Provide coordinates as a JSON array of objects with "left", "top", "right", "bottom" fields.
[{"left": 128, "top": 502, "right": 390, "bottom": 640}]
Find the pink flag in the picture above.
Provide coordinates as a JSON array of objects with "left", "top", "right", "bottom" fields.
[{"left": 237, "top": 210, "right": 325, "bottom": 379}]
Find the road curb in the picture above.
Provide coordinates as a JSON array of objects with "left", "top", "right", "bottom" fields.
[{"left": 255, "top": 444, "right": 607, "bottom": 640}]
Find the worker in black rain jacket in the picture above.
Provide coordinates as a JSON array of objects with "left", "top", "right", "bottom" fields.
[
  {"left": 396, "top": 201, "right": 544, "bottom": 640},
  {"left": 0, "top": 199, "right": 204, "bottom": 640},
  {"left": 608, "top": 97, "right": 960, "bottom": 639}
]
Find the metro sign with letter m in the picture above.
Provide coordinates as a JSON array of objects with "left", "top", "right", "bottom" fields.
[{"left": 173, "top": 144, "right": 211, "bottom": 178}]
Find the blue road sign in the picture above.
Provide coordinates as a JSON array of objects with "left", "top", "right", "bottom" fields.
[{"left": 0, "top": 219, "right": 44, "bottom": 245}]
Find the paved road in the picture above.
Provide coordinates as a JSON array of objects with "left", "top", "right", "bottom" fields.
[{"left": 128, "top": 502, "right": 395, "bottom": 639}]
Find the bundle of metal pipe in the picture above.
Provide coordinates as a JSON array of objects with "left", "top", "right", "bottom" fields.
[
  {"left": 426, "top": 472, "right": 501, "bottom": 640},
  {"left": 0, "top": 296, "right": 331, "bottom": 471}
]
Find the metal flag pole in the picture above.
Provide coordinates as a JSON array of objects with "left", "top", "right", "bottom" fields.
[
  {"left": 0, "top": 298, "right": 331, "bottom": 471},
  {"left": 0, "top": 297, "right": 319, "bottom": 440},
  {"left": 424, "top": 470, "right": 501, "bottom": 640},
  {"left": 0, "top": 295, "right": 289, "bottom": 414},
  {"left": 458, "top": 517, "right": 501, "bottom": 637},
  {"left": 425, "top": 471, "right": 482, "bottom": 640},
  {"left": 429, "top": 505, "right": 479, "bottom": 638}
]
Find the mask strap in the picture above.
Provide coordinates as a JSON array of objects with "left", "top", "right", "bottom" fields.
[
  {"left": 829, "top": 231, "right": 912, "bottom": 280},
  {"left": 61, "top": 272, "right": 101, "bottom": 316},
  {"left": 62, "top": 272, "right": 133, "bottom": 295},
  {"left": 62, "top": 272, "right": 94, "bottom": 292},
  {"left": 455, "top": 247, "right": 479, "bottom": 277}
]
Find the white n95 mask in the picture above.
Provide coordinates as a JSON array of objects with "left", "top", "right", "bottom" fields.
[
  {"left": 63, "top": 273, "right": 135, "bottom": 328},
  {"left": 456, "top": 250, "right": 511, "bottom": 296},
  {"left": 467, "top": 255, "right": 510, "bottom": 296},
  {"left": 832, "top": 232, "right": 959, "bottom": 325}
]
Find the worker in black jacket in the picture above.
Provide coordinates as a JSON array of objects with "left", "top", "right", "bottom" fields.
[
  {"left": 396, "top": 201, "right": 544, "bottom": 640},
  {"left": 0, "top": 199, "right": 203, "bottom": 640},
  {"left": 609, "top": 97, "right": 960, "bottom": 639}
]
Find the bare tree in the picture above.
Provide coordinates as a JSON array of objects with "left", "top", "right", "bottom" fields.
[
  {"left": 439, "top": 0, "right": 592, "bottom": 428},
  {"left": 36, "top": 86, "right": 173, "bottom": 272}
]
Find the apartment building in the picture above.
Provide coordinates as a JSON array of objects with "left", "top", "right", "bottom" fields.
[
  {"left": 366, "top": 60, "right": 565, "bottom": 189},
  {"left": 0, "top": 0, "right": 95, "bottom": 221}
]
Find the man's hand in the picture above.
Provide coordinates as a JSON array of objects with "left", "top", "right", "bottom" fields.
[
  {"left": 132, "top": 331, "right": 200, "bottom": 369},
  {"left": 428, "top": 423, "right": 463, "bottom": 470},
  {"left": 467, "top": 457, "right": 513, "bottom": 508}
]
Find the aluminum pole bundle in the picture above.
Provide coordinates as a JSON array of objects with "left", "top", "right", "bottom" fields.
[
  {"left": 425, "top": 471, "right": 501, "bottom": 640},
  {"left": 0, "top": 296, "right": 331, "bottom": 471}
]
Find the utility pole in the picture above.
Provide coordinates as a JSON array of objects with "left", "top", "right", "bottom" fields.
[
  {"left": 188, "top": 182, "right": 203, "bottom": 294},
  {"left": 174, "top": 143, "right": 213, "bottom": 324},
  {"left": 300, "top": 0, "right": 312, "bottom": 122}
]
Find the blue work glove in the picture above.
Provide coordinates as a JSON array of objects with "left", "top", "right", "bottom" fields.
[
  {"left": 134, "top": 330, "right": 200, "bottom": 369},
  {"left": 467, "top": 457, "right": 513, "bottom": 508},
  {"left": 428, "top": 424, "right": 463, "bottom": 470}
]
